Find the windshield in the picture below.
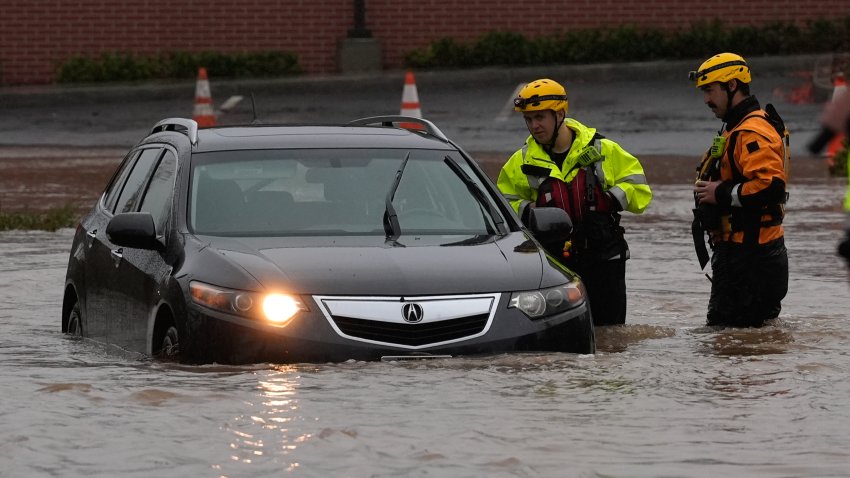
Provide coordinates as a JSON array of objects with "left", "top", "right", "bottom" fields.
[{"left": 189, "top": 149, "right": 506, "bottom": 237}]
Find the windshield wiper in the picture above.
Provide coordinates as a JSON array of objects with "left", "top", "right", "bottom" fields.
[
  {"left": 384, "top": 152, "right": 411, "bottom": 241},
  {"left": 443, "top": 156, "right": 507, "bottom": 235}
]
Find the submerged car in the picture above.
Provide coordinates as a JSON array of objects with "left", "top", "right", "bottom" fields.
[{"left": 62, "top": 116, "right": 594, "bottom": 363}]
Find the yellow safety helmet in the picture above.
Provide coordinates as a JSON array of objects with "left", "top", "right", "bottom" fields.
[
  {"left": 514, "top": 79, "right": 568, "bottom": 113},
  {"left": 689, "top": 52, "right": 751, "bottom": 88}
]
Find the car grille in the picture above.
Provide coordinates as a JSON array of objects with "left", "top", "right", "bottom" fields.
[
  {"left": 313, "top": 294, "right": 500, "bottom": 349},
  {"left": 330, "top": 313, "right": 490, "bottom": 346}
]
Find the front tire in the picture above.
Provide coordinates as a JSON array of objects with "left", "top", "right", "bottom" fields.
[
  {"left": 561, "top": 313, "right": 596, "bottom": 354},
  {"left": 573, "top": 317, "right": 596, "bottom": 354},
  {"left": 66, "top": 301, "right": 83, "bottom": 337},
  {"left": 157, "top": 325, "right": 180, "bottom": 360}
]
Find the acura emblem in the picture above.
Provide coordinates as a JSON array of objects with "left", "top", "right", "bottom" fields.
[{"left": 401, "top": 303, "right": 424, "bottom": 323}]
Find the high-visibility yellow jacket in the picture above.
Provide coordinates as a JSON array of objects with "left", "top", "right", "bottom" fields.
[{"left": 497, "top": 118, "right": 652, "bottom": 219}]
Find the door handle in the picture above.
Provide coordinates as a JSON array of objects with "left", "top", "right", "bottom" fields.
[
  {"left": 86, "top": 229, "right": 97, "bottom": 247},
  {"left": 110, "top": 248, "right": 123, "bottom": 267}
]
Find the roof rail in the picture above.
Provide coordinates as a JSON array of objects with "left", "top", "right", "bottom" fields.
[
  {"left": 348, "top": 116, "right": 448, "bottom": 142},
  {"left": 150, "top": 118, "right": 199, "bottom": 145}
]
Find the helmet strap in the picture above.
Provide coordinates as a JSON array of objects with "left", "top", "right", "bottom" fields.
[
  {"left": 524, "top": 109, "right": 565, "bottom": 149},
  {"left": 546, "top": 110, "right": 566, "bottom": 150}
]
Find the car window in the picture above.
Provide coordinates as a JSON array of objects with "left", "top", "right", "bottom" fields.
[
  {"left": 103, "top": 150, "right": 140, "bottom": 212},
  {"left": 113, "top": 148, "right": 163, "bottom": 214},
  {"left": 139, "top": 149, "right": 176, "bottom": 233},
  {"left": 189, "top": 149, "right": 503, "bottom": 237}
]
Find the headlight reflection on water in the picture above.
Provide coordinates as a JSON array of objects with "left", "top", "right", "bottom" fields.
[{"left": 220, "top": 373, "right": 305, "bottom": 473}]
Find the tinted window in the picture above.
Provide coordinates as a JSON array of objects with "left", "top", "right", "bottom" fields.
[
  {"left": 139, "top": 150, "right": 176, "bottom": 232},
  {"left": 114, "top": 148, "right": 162, "bottom": 214},
  {"left": 189, "top": 149, "right": 504, "bottom": 237},
  {"left": 103, "top": 151, "right": 140, "bottom": 212}
]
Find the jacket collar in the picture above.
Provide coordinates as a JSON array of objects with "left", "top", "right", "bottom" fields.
[
  {"left": 526, "top": 117, "right": 596, "bottom": 155},
  {"left": 723, "top": 95, "right": 760, "bottom": 130}
]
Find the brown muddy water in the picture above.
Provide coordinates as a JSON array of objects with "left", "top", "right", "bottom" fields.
[{"left": 2, "top": 148, "right": 849, "bottom": 477}]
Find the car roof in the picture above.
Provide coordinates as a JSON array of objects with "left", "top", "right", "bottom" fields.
[{"left": 191, "top": 124, "right": 458, "bottom": 153}]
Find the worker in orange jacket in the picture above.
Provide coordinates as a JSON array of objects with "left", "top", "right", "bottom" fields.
[{"left": 690, "top": 53, "right": 789, "bottom": 327}]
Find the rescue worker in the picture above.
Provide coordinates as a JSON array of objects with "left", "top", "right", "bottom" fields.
[
  {"left": 690, "top": 53, "right": 789, "bottom": 327},
  {"left": 809, "top": 79, "right": 850, "bottom": 278},
  {"left": 497, "top": 79, "right": 652, "bottom": 326}
]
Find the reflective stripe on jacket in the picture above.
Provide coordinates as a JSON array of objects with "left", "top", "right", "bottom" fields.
[
  {"left": 497, "top": 118, "right": 652, "bottom": 219},
  {"left": 716, "top": 110, "right": 787, "bottom": 245}
]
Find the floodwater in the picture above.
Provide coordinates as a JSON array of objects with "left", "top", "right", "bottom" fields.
[{"left": 2, "top": 155, "right": 850, "bottom": 477}]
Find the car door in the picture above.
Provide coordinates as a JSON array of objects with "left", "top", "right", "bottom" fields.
[
  {"left": 81, "top": 150, "right": 141, "bottom": 343},
  {"left": 108, "top": 148, "right": 178, "bottom": 354},
  {"left": 90, "top": 147, "right": 164, "bottom": 352}
]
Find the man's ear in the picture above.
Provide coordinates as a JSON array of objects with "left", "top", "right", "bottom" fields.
[{"left": 727, "top": 79, "right": 738, "bottom": 92}]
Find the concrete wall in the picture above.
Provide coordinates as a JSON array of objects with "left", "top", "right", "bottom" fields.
[{"left": 1, "top": 0, "right": 849, "bottom": 85}]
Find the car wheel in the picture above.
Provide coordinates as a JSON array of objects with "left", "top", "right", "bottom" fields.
[
  {"left": 159, "top": 325, "right": 180, "bottom": 360},
  {"left": 563, "top": 315, "right": 596, "bottom": 354},
  {"left": 66, "top": 300, "right": 83, "bottom": 337},
  {"left": 577, "top": 320, "right": 596, "bottom": 354}
]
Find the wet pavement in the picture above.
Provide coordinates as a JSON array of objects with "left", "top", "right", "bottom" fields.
[
  {"left": 0, "top": 146, "right": 123, "bottom": 213},
  {"left": 0, "top": 54, "right": 829, "bottom": 157}
]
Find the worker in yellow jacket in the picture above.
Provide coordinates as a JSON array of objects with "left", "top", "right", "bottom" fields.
[{"left": 498, "top": 79, "right": 652, "bottom": 325}]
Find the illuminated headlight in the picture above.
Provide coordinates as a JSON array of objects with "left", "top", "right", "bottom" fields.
[
  {"left": 509, "top": 280, "right": 585, "bottom": 319},
  {"left": 189, "top": 281, "right": 308, "bottom": 327}
]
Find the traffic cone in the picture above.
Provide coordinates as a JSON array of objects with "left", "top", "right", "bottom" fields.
[
  {"left": 825, "top": 73, "right": 847, "bottom": 158},
  {"left": 399, "top": 70, "right": 423, "bottom": 130},
  {"left": 193, "top": 67, "right": 216, "bottom": 128}
]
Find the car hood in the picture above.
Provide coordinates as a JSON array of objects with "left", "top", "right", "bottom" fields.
[{"left": 202, "top": 232, "right": 556, "bottom": 296}]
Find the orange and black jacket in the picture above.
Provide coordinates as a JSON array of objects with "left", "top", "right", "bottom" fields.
[{"left": 707, "top": 96, "right": 787, "bottom": 245}]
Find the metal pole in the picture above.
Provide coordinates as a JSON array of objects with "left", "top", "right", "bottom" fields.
[{"left": 348, "top": 0, "right": 371, "bottom": 38}]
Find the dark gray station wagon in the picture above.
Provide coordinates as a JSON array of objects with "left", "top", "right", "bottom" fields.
[{"left": 62, "top": 116, "right": 594, "bottom": 363}]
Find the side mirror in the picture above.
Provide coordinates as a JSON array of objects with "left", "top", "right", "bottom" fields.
[
  {"left": 526, "top": 207, "right": 572, "bottom": 241},
  {"left": 106, "top": 212, "right": 163, "bottom": 251}
]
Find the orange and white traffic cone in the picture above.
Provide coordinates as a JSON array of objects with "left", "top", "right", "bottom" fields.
[
  {"left": 826, "top": 73, "right": 847, "bottom": 157},
  {"left": 399, "top": 70, "right": 423, "bottom": 130},
  {"left": 193, "top": 67, "right": 216, "bottom": 128}
]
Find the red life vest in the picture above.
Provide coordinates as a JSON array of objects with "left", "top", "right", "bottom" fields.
[{"left": 535, "top": 167, "right": 612, "bottom": 223}]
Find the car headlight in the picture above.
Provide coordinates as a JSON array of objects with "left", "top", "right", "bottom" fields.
[
  {"left": 189, "top": 281, "right": 308, "bottom": 327},
  {"left": 509, "top": 280, "right": 585, "bottom": 319}
]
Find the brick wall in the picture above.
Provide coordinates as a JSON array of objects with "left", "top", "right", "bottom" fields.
[{"left": 1, "top": 0, "right": 848, "bottom": 85}]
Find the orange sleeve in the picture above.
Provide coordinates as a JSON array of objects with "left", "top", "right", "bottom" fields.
[{"left": 732, "top": 129, "right": 786, "bottom": 208}]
